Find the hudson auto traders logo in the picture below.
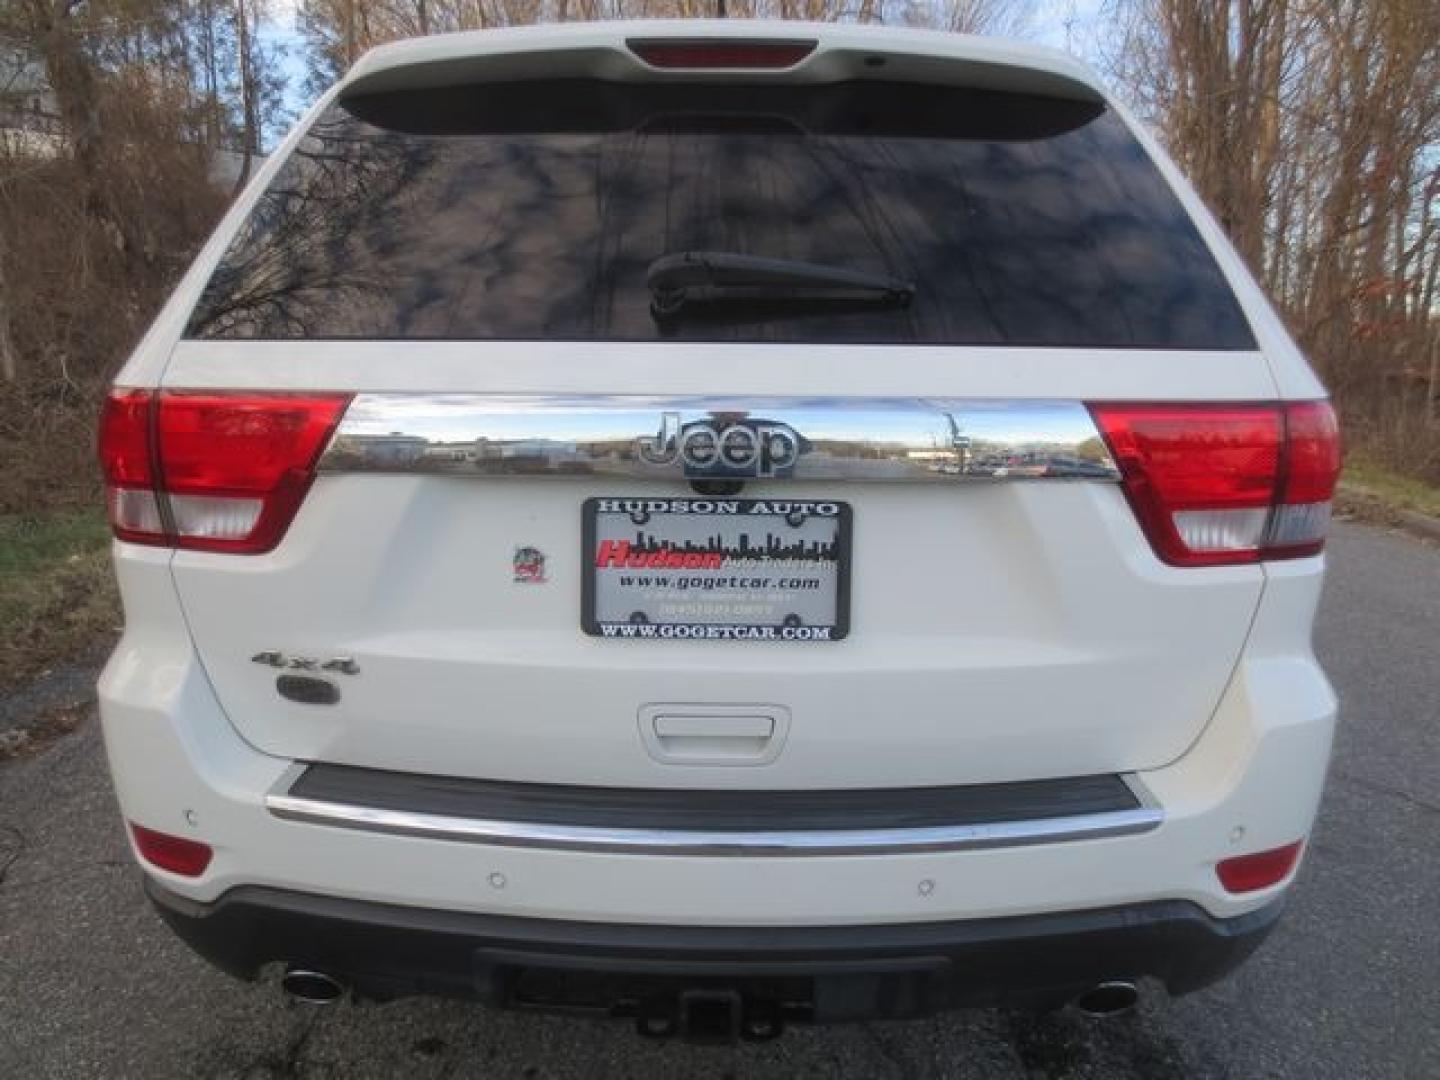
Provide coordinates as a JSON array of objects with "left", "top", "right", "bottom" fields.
[
  {"left": 593, "top": 500, "right": 842, "bottom": 569},
  {"left": 637, "top": 412, "right": 801, "bottom": 478}
]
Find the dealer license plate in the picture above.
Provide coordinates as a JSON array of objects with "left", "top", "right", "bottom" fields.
[{"left": 582, "top": 497, "right": 851, "bottom": 642}]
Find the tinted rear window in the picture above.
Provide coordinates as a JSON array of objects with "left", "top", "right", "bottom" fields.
[{"left": 186, "top": 79, "right": 1255, "bottom": 348}]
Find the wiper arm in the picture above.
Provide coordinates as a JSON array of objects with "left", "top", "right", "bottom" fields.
[{"left": 647, "top": 251, "right": 914, "bottom": 320}]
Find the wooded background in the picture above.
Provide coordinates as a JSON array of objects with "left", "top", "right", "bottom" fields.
[{"left": 1, "top": 0, "right": 1437, "bottom": 515}]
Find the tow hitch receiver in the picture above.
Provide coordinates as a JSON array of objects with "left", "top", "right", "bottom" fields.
[
  {"left": 680, "top": 989, "right": 743, "bottom": 1043},
  {"left": 636, "top": 990, "right": 785, "bottom": 1043}
]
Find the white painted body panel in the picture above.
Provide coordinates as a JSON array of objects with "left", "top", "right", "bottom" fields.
[
  {"left": 101, "top": 21, "right": 1336, "bottom": 931},
  {"left": 163, "top": 340, "right": 1278, "bottom": 400},
  {"left": 169, "top": 473, "right": 1265, "bottom": 786}
]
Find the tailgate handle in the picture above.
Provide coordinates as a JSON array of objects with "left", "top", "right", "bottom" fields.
[
  {"left": 640, "top": 705, "right": 790, "bottom": 766},
  {"left": 654, "top": 715, "right": 774, "bottom": 740}
]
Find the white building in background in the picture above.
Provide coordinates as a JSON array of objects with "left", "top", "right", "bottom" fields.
[
  {"left": 209, "top": 147, "right": 264, "bottom": 188},
  {"left": 0, "top": 45, "right": 262, "bottom": 183},
  {"left": 0, "top": 47, "right": 65, "bottom": 157}
]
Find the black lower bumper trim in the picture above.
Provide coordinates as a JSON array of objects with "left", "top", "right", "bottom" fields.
[{"left": 145, "top": 878, "right": 1283, "bottom": 1021}]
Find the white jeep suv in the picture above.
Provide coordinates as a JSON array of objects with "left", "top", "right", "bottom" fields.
[{"left": 97, "top": 22, "right": 1340, "bottom": 1039}]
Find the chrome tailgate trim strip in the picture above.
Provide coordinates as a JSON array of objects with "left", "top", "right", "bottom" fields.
[{"left": 318, "top": 394, "right": 1121, "bottom": 483}]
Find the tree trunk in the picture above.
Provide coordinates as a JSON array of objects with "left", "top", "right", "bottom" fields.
[
  {"left": 202, "top": 0, "right": 220, "bottom": 148},
  {"left": 232, "top": 0, "right": 258, "bottom": 195},
  {"left": 26, "top": 0, "right": 150, "bottom": 266},
  {"left": 0, "top": 237, "right": 17, "bottom": 383},
  {"left": 29, "top": 0, "right": 104, "bottom": 197}
]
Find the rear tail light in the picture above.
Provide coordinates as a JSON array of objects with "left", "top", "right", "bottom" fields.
[
  {"left": 1266, "top": 401, "right": 1343, "bottom": 558},
  {"left": 99, "top": 390, "right": 350, "bottom": 554},
  {"left": 129, "top": 823, "right": 213, "bottom": 877},
  {"left": 628, "top": 38, "right": 817, "bottom": 69},
  {"left": 1216, "top": 839, "right": 1304, "bottom": 893},
  {"left": 98, "top": 391, "right": 165, "bottom": 544},
  {"left": 1090, "top": 401, "right": 1340, "bottom": 567}
]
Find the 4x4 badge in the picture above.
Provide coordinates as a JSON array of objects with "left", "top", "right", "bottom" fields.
[
  {"left": 513, "top": 546, "right": 547, "bottom": 584},
  {"left": 251, "top": 651, "right": 359, "bottom": 675}
]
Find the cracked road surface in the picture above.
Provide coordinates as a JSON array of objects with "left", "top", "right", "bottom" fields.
[{"left": 1, "top": 522, "right": 1437, "bottom": 1078}]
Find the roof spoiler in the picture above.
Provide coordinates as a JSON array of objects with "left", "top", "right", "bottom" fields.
[{"left": 338, "top": 21, "right": 1105, "bottom": 104}]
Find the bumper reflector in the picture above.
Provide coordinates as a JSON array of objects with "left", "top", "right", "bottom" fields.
[
  {"left": 1216, "top": 839, "right": 1304, "bottom": 893},
  {"left": 130, "top": 823, "right": 213, "bottom": 878}
]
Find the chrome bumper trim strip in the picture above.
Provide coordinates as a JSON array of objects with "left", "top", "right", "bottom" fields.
[{"left": 265, "top": 779, "right": 1161, "bottom": 857}]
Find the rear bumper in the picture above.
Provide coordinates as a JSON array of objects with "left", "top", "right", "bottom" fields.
[
  {"left": 146, "top": 876, "right": 1283, "bottom": 1020},
  {"left": 101, "top": 548, "right": 1335, "bottom": 931}
]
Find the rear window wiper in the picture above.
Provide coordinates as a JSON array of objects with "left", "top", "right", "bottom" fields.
[{"left": 647, "top": 251, "right": 914, "bottom": 321}]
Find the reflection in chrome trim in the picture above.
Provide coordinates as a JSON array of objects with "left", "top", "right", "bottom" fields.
[
  {"left": 318, "top": 394, "right": 1121, "bottom": 482},
  {"left": 264, "top": 788, "right": 1161, "bottom": 857},
  {"left": 1122, "top": 772, "right": 1163, "bottom": 813}
]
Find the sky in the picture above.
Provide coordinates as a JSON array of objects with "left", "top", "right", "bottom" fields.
[
  {"left": 258, "top": 0, "right": 311, "bottom": 123},
  {"left": 1028, "top": 0, "right": 1102, "bottom": 52}
]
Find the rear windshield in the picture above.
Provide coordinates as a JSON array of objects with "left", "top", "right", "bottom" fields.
[{"left": 186, "top": 79, "right": 1255, "bottom": 348}]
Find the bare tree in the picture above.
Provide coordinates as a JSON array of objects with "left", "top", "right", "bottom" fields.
[
  {"left": 928, "top": 0, "right": 1033, "bottom": 36},
  {"left": 1108, "top": 0, "right": 1440, "bottom": 467},
  {"left": 234, "top": 0, "right": 258, "bottom": 189}
]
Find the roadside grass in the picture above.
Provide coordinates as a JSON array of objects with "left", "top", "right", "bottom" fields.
[
  {"left": 1341, "top": 454, "right": 1440, "bottom": 520},
  {"left": 0, "top": 507, "right": 119, "bottom": 692}
]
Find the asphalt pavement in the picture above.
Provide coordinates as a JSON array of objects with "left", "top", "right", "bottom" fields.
[{"left": 1, "top": 521, "right": 1437, "bottom": 1079}]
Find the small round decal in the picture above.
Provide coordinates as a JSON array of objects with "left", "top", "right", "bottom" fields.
[{"left": 513, "top": 546, "right": 547, "bottom": 584}]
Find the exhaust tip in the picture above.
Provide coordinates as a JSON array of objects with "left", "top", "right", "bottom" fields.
[
  {"left": 281, "top": 967, "right": 345, "bottom": 1005},
  {"left": 1072, "top": 980, "right": 1139, "bottom": 1018}
]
